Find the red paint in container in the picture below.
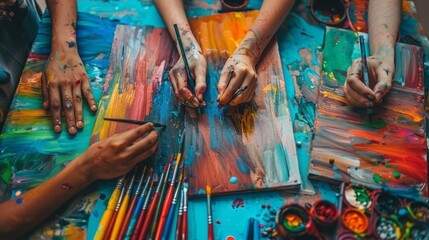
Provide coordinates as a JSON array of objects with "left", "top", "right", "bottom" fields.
[{"left": 311, "top": 200, "right": 339, "bottom": 227}]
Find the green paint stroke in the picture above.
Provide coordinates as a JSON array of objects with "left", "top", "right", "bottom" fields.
[
  {"left": 353, "top": 186, "right": 371, "bottom": 207},
  {"left": 362, "top": 119, "right": 387, "bottom": 129},
  {"left": 322, "top": 27, "right": 358, "bottom": 85},
  {"left": 373, "top": 173, "right": 385, "bottom": 184}
]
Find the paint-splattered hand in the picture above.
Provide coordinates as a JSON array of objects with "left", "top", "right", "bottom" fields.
[
  {"left": 344, "top": 56, "right": 394, "bottom": 107},
  {"left": 76, "top": 123, "right": 158, "bottom": 181},
  {"left": 168, "top": 44, "right": 207, "bottom": 108},
  {"left": 217, "top": 53, "right": 258, "bottom": 107},
  {"left": 42, "top": 47, "right": 97, "bottom": 135}
]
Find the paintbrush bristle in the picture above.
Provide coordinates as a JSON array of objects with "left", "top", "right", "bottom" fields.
[{"left": 206, "top": 185, "right": 211, "bottom": 195}]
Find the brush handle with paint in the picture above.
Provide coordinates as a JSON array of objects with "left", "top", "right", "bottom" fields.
[{"left": 358, "top": 35, "right": 373, "bottom": 120}]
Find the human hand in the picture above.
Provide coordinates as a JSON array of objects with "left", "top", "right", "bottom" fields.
[
  {"left": 344, "top": 55, "right": 394, "bottom": 107},
  {"left": 42, "top": 46, "right": 97, "bottom": 135},
  {"left": 75, "top": 123, "right": 158, "bottom": 181},
  {"left": 217, "top": 52, "right": 258, "bottom": 107},
  {"left": 168, "top": 37, "right": 207, "bottom": 108}
]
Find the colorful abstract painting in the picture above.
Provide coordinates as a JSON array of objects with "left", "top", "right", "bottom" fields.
[
  {"left": 309, "top": 27, "right": 427, "bottom": 196},
  {"left": 0, "top": 12, "right": 118, "bottom": 238},
  {"left": 92, "top": 10, "right": 300, "bottom": 197}
]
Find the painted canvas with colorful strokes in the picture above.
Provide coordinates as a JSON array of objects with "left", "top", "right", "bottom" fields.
[
  {"left": 92, "top": 10, "right": 301, "bottom": 197},
  {"left": 0, "top": 12, "right": 118, "bottom": 238},
  {"left": 309, "top": 27, "right": 427, "bottom": 196}
]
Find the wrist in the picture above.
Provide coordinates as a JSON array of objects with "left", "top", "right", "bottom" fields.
[{"left": 66, "top": 155, "right": 97, "bottom": 185}]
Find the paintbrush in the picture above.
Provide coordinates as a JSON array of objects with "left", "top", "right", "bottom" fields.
[
  {"left": 181, "top": 182, "right": 189, "bottom": 240},
  {"left": 162, "top": 173, "right": 183, "bottom": 240},
  {"left": 218, "top": 70, "right": 235, "bottom": 108},
  {"left": 175, "top": 187, "right": 184, "bottom": 240},
  {"left": 124, "top": 168, "right": 153, "bottom": 240},
  {"left": 206, "top": 185, "right": 214, "bottom": 240},
  {"left": 103, "top": 178, "right": 128, "bottom": 240},
  {"left": 173, "top": 24, "right": 201, "bottom": 113},
  {"left": 138, "top": 163, "right": 170, "bottom": 239},
  {"left": 148, "top": 155, "right": 175, "bottom": 239},
  {"left": 155, "top": 130, "right": 186, "bottom": 239},
  {"left": 94, "top": 176, "right": 125, "bottom": 240},
  {"left": 131, "top": 174, "right": 156, "bottom": 240},
  {"left": 118, "top": 167, "right": 146, "bottom": 239},
  {"left": 358, "top": 35, "right": 373, "bottom": 122},
  {"left": 109, "top": 173, "right": 136, "bottom": 240},
  {"left": 220, "top": 85, "right": 249, "bottom": 108},
  {"left": 104, "top": 117, "right": 167, "bottom": 129}
]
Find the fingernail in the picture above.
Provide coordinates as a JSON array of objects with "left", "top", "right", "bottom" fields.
[
  {"left": 375, "top": 92, "right": 383, "bottom": 102},
  {"left": 91, "top": 105, "right": 97, "bottom": 111},
  {"left": 54, "top": 125, "right": 62, "bottom": 133},
  {"left": 69, "top": 126, "right": 76, "bottom": 135},
  {"left": 365, "top": 94, "right": 375, "bottom": 101},
  {"left": 77, "top": 121, "right": 84, "bottom": 128},
  {"left": 192, "top": 98, "right": 200, "bottom": 108},
  {"left": 200, "top": 101, "right": 206, "bottom": 107}
]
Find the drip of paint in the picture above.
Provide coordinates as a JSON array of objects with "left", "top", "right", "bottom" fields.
[{"left": 229, "top": 176, "right": 238, "bottom": 184}]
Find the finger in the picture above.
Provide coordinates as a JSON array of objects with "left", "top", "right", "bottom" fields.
[
  {"left": 218, "top": 68, "right": 245, "bottom": 107},
  {"left": 169, "top": 69, "right": 186, "bottom": 103},
  {"left": 346, "top": 74, "right": 375, "bottom": 102},
  {"left": 41, "top": 72, "right": 50, "bottom": 110},
  {"left": 373, "top": 69, "right": 392, "bottom": 103},
  {"left": 345, "top": 85, "right": 374, "bottom": 107},
  {"left": 120, "top": 123, "right": 155, "bottom": 144},
  {"left": 73, "top": 85, "right": 84, "bottom": 129},
  {"left": 81, "top": 73, "right": 97, "bottom": 112},
  {"left": 129, "top": 138, "right": 159, "bottom": 166},
  {"left": 347, "top": 59, "right": 362, "bottom": 79},
  {"left": 179, "top": 87, "right": 199, "bottom": 108},
  {"left": 243, "top": 77, "right": 258, "bottom": 103},
  {"left": 229, "top": 72, "right": 256, "bottom": 106},
  {"left": 217, "top": 67, "right": 233, "bottom": 100},
  {"left": 61, "top": 85, "right": 76, "bottom": 135},
  {"left": 193, "top": 64, "right": 207, "bottom": 106},
  {"left": 48, "top": 81, "right": 62, "bottom": 133},
  {"left": 127, "top": 130, "right": 159, "bottom": 161}
]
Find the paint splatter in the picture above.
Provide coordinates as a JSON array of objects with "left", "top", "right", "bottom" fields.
[
  {"left": 16, "top": 198, "right": 23, "bottom": 204},
  {"left": 229, "top": 176, "right": 238, "bottom": 184},
  {"left": 62, "top": 183, "right": 73, "bottom": 190},
  {"left": 216, "top": 219, "right": 221, "bottom": 224},
  {"left": 231, "top": 198, "right": 244, "bottom": 209},
  {"left": 67, "top": 41, "right": 76, "bottom": 48}
]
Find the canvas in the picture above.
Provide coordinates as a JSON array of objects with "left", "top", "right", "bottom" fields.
[
  {"left": 309, "top": 27, "right": 427, "bottom": 196},
  {"left": 92, "top": 11, "right": 300, "bottom": 196}
]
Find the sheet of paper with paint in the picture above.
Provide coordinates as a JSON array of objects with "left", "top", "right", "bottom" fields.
[
  {"left": 309, "top": 27, "right": 427, "bottom": 197},
  {"left": 91, "top": 11, "right": 301, "bottom": 196}
]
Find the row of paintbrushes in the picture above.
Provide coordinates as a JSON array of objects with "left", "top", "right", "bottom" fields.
[{"left": 94, "top": 132, "right": 187, "bottom": 240}]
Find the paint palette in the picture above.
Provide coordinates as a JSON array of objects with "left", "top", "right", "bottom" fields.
[
  {"left": 337, "top": 183, "right": 429, "bottom": 239},
  {"left": 309, "top": 27, "right": 427, "bottom": 197}
]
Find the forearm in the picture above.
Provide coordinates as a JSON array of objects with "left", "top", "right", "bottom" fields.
[
  {"left": 368, "top": 0, "right": 400, "bottom": 60},
  {"left": 0, "top": 159, "right": 93, "bottom": 239},
  {"left": 153, "top": 0, "right": 201, "bottom": 53},
  {"left": 237, "top": 0, "right": 295, "bottom": 64},
  {"left": 46, "top": 0, "right": 78, "bottom": 51}
]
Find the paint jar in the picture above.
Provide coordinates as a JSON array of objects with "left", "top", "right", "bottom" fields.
[
  {"left": 337, "top": 233, "right": 361, "bottom": 240},
  {"left": 311, "top": 200, "right": 339, "bottom": 227},
  {"left": 374, "top": 192, "right": 401, "bottom": 217},
  {"left": 344, "top": 185, "right": 372, "bottom": 210},
  {"left": 409, "top": 224, "right": 429, "bottom": 239},
  {"left": 275, "top": 204, "right": 320, "bottom": 239},
  {"left": 374, "top": 217, "right": 402, "bottom": 240},
  {"left": 341, "top": 208, "right": 368, "bottom": 235},
  {"left": 407, "top": 201, "right": 429, "bottom": 224},
  {"left": 220, "top": 0, "right": 248, "bottom": 12},
  {"left": 309, "top": 0, "right": 346, "bottom": 26}
]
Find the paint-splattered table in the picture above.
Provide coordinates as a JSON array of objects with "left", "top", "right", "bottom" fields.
[{"left": 0, "top": 0, "right": 427, "bottom": 239}]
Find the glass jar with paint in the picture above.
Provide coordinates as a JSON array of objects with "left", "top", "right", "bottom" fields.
[
  {"left": 341, "top": 208, "right": 369, "bottom": 236},
  {"left": 275, "top": 203, "right": 320, "bottom": 239},
  {"left": 407, "top": 201, "right": 429, "bottom": 224},
  {"left": 374, "top": 192, "right": 402, "bottom": 218},
  {"left": 374, "top": 217, "right": 402, "bottom": 240},
  {"left": 310, "top": 199, "right": 339, "bottom": 228}
]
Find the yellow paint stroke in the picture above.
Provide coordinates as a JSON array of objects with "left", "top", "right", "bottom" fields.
[{"left": 322, "top": 91, "right": 350, "bottom": 104}]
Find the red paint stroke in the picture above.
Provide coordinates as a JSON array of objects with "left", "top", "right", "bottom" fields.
[{"left": 231, "top": 198, "right": 244, "bottom": 209}]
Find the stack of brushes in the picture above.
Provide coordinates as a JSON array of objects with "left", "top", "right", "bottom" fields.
[{"left": 94, "top": 132, "right": 187, "bottom": 240}]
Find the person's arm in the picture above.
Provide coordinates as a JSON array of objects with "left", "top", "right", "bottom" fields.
[
  {"left": 153, "top": 0, "right": 206, "bottom": 108},
  {"left": 217, "top": 0, "right": 295, "bottom": 107},
  {"left": 0, "top": 123, "right": 158, "bottom": 239},
  {"left": 344, "top": 0, "right": 400, "bottom": 107},
  {"left": 42, "top": 0, "right": 98, "bottom": 135}
]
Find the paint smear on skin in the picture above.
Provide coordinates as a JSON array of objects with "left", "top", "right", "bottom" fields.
[{"left": 309, "top": 28, "right": 427, "bottom": 196}]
